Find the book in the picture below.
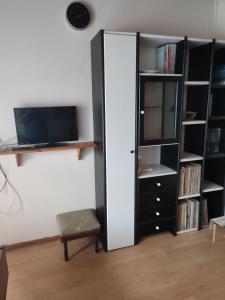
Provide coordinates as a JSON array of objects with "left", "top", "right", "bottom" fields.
[
  {"left": 207, "top": 128, "right": 221, "bottom": 154},
  {"left": 177, "top": 199, "right": 199, "bottom": 231},
  {"left": 156, "top": 44, "right": 177, "bottom": 73},
  {"left": 201, "top": 198, "right": 209, "bottom": 226},
  {"left": 179, "top": 163, "right": 201, "bottom": 197}
]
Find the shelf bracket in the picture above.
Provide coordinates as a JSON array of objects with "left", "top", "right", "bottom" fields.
[
  {"left": 76, "top": 148, "right": 81, "bottom": 160},
  {"left": 15, "top": 154, "right": 22, "bottom": 167}
]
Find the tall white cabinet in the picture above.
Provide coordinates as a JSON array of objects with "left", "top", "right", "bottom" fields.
[{"left": 91, "top": 31, "right": 137, "bottom": 251}]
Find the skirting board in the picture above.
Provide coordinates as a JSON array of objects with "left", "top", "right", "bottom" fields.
[{"left": 4, "top": 235, "right": 60, "bottom": 251}]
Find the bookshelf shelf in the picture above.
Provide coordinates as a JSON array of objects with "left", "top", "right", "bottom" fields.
[
  {"left": 212, "top": 81, "right": 225, "bottom": 88},
  {"left": 138, "top": 164, "right": 177, "bottom": 179},
  {"left": 182, "top": 120, "right": 206, "bottom": 125},
  {"left": 209, "top": 116, "right": 225, "bottom": 121},
  {"left": 202, "top": 180, "right": 224, "bottom": 193},
  {"left": 206, "top": 152, "right": 225, "bottom": 159},
  {"left": 177, "top": 228, "right": 198, "bottom": 235},
  {"left": 178, "top": 193, "right": 201, "bottom": 200},
  {"left": 184, "top": 81, "right": 209, "bottom": 86},
  {"left": 139, "top": 72, "right": 183, "bottom": 77},
  {"left": 180, "top": 151, "right": 203, "bottom": 162}
]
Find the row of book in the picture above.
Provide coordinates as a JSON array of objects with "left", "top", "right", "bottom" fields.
[
  {"left": 177, "top": 199, "right": 199, "bottom": 231},
  {"left": 156, "top": 44, "right": 176, "bottom": 73},
  {"left": 207, "top": 128, "right": 221, "bottom": 154},
  {"left": 179, "top": 163, "right": 201, "bottom": 196},
  {"left": 177, "top": 198, "right": 209, "bottom": 231}
]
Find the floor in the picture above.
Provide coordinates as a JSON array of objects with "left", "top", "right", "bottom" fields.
[{"left": 6, "top": 229, "right": 225, "bottom": 300}]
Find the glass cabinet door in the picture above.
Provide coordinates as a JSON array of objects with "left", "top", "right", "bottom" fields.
[{"left": 139, "top": 76, "right": 181, "bottom": 145}]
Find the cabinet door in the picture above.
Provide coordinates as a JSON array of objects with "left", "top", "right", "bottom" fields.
[
  {"left": 139, "top": 76, "right": 182, "bottom": 145},
  {"left": 104, "top": 32, "right": 137, "bottom": 251}
]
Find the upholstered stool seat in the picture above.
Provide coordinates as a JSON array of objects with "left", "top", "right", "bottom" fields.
[{"left": 56, "top": 209, "right": 100, "bottom": 261}]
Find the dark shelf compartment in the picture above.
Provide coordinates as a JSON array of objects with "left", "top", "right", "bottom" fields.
[
  {"left": 188, "top": 43, "right": 213, "bottom": 81},
  {"left": 185, "top": 85, "right": 209, "bottom": 120}
]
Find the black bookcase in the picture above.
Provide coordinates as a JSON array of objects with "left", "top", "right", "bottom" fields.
[{"left": 91, "top": 31, "right": 225, "bottom": 250}]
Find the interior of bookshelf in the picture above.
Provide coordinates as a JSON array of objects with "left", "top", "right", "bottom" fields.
[
  {"left": 138, "top": 145, "right": 178, "bottom": 178},
  {"left": 139, "top": 34, "right": 184, "bottom": 74}
]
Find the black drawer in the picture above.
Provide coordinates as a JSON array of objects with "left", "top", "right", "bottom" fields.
[
  {"left": 139, "top": 219, "right": 175, "bottom": 236},
  {"left": 139, "top": 175, "right": 177, "bottom": 195},
  {"left": 139, "top": 204, "right": 176, "bottom": 223},
  {"left": 139, "top": 191, "right": 176, "bottom": 208}
]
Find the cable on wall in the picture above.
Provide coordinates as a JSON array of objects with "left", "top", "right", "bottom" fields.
[{"left": 0, "top": 163, "right": 24, "bottom": 216}]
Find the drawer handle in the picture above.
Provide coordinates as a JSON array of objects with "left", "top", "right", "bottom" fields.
[
  {"left": 155, "top": 226, "right": 160, "bottom": 230},
  {"left": 156, "top": 182, "right": 161, "bottom": 187},
  {"left": 155, "top": 211, "right": 160, "bottom": 216},
  {"left": 156, "top": 197, "right": 161, "bottom": 202}
]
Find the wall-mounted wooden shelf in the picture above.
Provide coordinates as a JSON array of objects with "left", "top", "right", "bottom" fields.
[{"left": 0, "top": 142, "right": 96, "bottom": 167}]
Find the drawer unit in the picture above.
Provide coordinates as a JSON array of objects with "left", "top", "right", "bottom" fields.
[
  {"left": 139, "top": 204, "right": 176, "bottom": 223},
  {"left": 139, "top": 191, "right": 176, "bottom": 209},
  {"left": 139, "top": 175, "right": 177, "bottom": 195},
  {"left": 139, "top": 219, "right": 175, "bottom": 236}
]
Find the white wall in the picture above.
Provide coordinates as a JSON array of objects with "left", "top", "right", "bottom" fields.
[{"left": 0, "top": 0, "right": 224, "bottom": 245}]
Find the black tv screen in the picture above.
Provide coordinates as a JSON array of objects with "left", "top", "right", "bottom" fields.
[{"left": 14, "top": 106, "right": 78, "bottom": 145}]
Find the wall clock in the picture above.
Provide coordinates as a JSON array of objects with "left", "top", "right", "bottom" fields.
[{"left": 66, "top": 2, "right": 91, "bottom": 30}]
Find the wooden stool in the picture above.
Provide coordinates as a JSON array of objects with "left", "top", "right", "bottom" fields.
[
  {"left": 56, "top": 209, "right": 100, "bottom": 261},
  {"left": 210, "top": 216, "right": 225, "bottom": 244}
]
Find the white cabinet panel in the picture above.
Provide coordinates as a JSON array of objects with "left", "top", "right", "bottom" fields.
[{"left": 104, "top": 32, "right": 136, "bottom": 250}]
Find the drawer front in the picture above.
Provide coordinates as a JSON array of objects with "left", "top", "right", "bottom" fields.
[
  {"left": 139, "top": 219, "right": 175, "bottom": 236},
  {"left": 139, "top": 175, "right": 177, "bottom": 195},
  {"left": 139, "top": 204, "right": 176, "bottom": 223},
  {"left": 139, "top": 191, "right": 176, "bottom": 208}
]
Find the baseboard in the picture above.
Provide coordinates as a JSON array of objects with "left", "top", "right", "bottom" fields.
[{"left": 4, "top": 235, "right": 60, "bottom": 251}]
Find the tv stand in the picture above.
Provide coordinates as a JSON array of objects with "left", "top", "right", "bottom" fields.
[{"left": 0, "top": 142, "right": 96, "bottom": 167}]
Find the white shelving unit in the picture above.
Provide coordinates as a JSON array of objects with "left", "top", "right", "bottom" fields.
[
  {"left": 180, "top": 151, "right": 203, "bottom": 162},
  {"left": 202, "top": 180, "right": 224, "bottom": 193},
  {"left": 182, "top": 120, "right": 206, "bottom": 125},
  {"left": 178, "top": 193, "right": 201, "bottom": 200},
  {"left": 138, "top": 164, "right": 177, "bottom": 179},
  {"left": 177, "top": 228, "right": 198, "bottom": 235},
  {"left": 184, "top": 81, "right": 209, "bottom": 86}
]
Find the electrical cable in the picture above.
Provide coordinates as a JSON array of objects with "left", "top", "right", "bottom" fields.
[{"left": 0, "top": 163, "right": 24, "bottom": 216}]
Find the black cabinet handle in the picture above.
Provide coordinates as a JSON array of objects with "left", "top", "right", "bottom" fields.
[{"left": 130, "top": 150, "right": 135, "bottom": 154}]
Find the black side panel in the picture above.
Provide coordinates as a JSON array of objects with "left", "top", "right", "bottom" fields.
[{"left": 91, "top": 30, "right": 107, "bottom": 251}]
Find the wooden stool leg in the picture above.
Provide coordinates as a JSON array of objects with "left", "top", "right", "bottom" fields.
[
  {"left": 64, "top": 241, "right": 69, "bottom": 261},
  {"left": 95, "top": 236, "right": 99, "bottom": 253},
  {"left": 212, "top": 224, "right": 217, "bottom": 244}
]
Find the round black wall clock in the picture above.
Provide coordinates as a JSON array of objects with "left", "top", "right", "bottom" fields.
[{"left": 66, "top": 2, "right": 91, "bottom": 30}]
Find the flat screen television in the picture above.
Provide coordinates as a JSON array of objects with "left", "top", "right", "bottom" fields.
[{"left": 14, "top": 106, "right": 78, "bottom": 145}]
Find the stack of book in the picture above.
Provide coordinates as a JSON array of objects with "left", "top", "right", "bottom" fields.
[
  {"left": 156, "top": 44, "right": 177, "bottom": 73},
  {"left": 201, "top": 198, "right": 209, "bottom": 226},
  {"left": 178, "top": 199, "right": 199, "bottom": 231},
  {"left": 207, "top": 128, "right": 221, "bottom": 154},
  {"left": 179, "top": 163, "right": 201, "bottom": 196}
]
